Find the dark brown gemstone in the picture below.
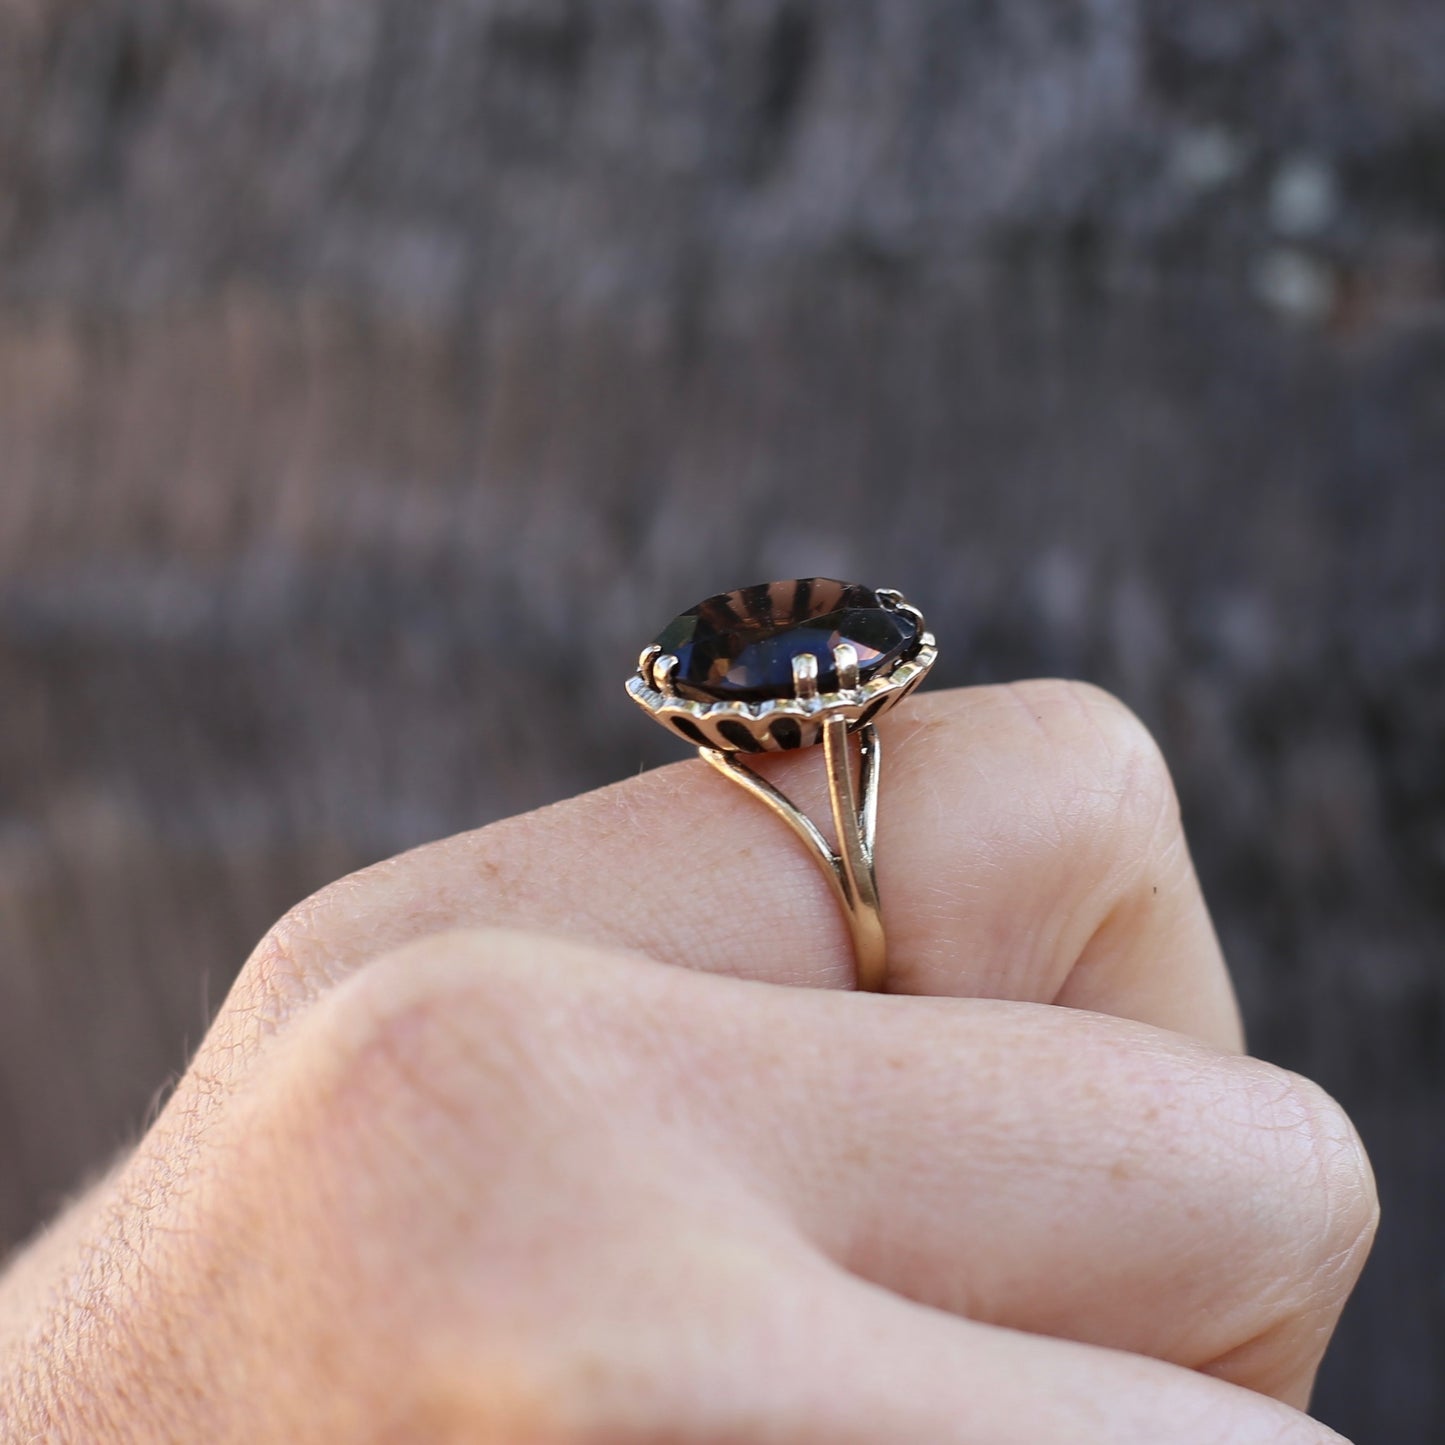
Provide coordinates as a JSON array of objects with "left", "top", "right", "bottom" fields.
[{"left": 653, "top": 579, "right": 920, "bottom": 705}]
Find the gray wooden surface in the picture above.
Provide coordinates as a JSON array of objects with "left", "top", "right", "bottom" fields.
[{"left": 2, "top": 2, "right": 1442, "bottom": 1438}]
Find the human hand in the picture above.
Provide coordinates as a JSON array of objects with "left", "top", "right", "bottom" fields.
[{"left": 0, "top": 684, "right": 1377, "bottom": 1442}]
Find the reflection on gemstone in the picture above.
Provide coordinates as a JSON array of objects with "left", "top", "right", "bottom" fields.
[{"left": 653, "top": 579, "right": 921, "bottom": 704}]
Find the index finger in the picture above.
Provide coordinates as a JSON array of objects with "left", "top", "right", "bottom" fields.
[{"left": 231, "top": 680, "right": 1242, "bottom": 1052}]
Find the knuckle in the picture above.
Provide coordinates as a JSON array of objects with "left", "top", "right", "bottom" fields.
[
  {"left": 214, "top": 936, "right": 724, "bottom": 1441},
  {"left": 1214, "top": 1057, "right": 1379, "bottom": 1295},
  {"left": 1176, "top": 1397, "right": 1337, "bottom": 1445},
  {"left": 1190, "top": 1398, "right": 1348, "bottom": 1445},
  {"left": 1156, "top": 1344, "right": 1353, "bottom": 1445},
  {"left": 299, "top": 929, "right": 576, "bottom": 1115},
  {"left": 240, "top": 932, "right": 565, "bottom": 1210},
  {"left": 232, "top": 858, "right": 405, "bottom": 1033},
  {"left": 1012, "top": 678, "right": 1182, "bottom": 863},
  {"left": 277, "top": 929, "right": 677, "bottom": 1166},
  {"left": 1230, "top": 1407, "right": 1350, "bottom": 1445},
  {"left": 1272, "top": 1067, "right": 1379, "bottom": 1275}
]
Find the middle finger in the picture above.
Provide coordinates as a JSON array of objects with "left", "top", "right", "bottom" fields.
[{"left": 502, "top": 937, "right": 1376, "bottom": 1409}]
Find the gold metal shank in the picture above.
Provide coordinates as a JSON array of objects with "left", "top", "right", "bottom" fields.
[{"left": 700, "top": 716, "right": 886, "bottom": 991}]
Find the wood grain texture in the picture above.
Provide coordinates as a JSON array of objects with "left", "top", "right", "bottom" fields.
[{"left": 2, "top": 2, "right": 1442, "bottom": 1437}]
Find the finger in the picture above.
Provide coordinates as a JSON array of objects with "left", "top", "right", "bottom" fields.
[
  {"left": 239, "top": 680, "right": 1241, "bottom": 1049},
  {"left": 715, "top": 986, "right": 1374, "bottom": 1408},
  {"left": 436, "top": 934, "right": 1371, "bottom": 1407},
  {"left": 749, "top": 1275, "right": 1357, "bottom": 1445},
  {"left": 424, "top": 1254, "right": 1357, "bottom": 1444},
  {"left": 252, "top": 932, "right": 1374, "bottom": 1409}
]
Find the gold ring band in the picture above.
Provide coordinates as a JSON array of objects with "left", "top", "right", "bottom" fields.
[{"left": 625, "top": 579, "right": 938, "bottom": 992}]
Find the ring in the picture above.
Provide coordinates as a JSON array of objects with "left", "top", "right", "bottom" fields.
[{"left": 626, "top": 579, "right": 938, "bottom": 991}]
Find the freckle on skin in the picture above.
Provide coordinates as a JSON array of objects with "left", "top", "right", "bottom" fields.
[{"left": 1109, "top": 1160, "right": 1134, "bottom": 1183}]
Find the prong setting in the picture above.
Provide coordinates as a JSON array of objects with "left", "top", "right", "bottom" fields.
[
  {"left": 637, "top": 643, "right": 663, "bottom": 687},
  {"left": 833, "top": 642, "right": 860, "bottom": 691},
  {"left": 876, "top": 587, "right": 925, "bottom": 629},
  {"left": 654, "top": 653, "right": 679, "bottom": 697},
  {"left": 792, "top": 651, "right": 820, "bottom": 703}
]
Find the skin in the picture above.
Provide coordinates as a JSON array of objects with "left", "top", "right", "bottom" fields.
[{"left": 0, "top": 681, "right": 1378, "bottom": 1443}]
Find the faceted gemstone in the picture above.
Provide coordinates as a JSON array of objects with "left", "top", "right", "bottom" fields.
[{"left": 653, "top": 579, "right": 921, "bottom": 705}]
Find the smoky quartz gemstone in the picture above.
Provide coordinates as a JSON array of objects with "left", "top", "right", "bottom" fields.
[{"left": 652, "top": 579, "right": 921, "bottom": 705}]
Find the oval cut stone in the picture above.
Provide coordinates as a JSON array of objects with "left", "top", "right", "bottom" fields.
[{"left": 653, "top": 579, "right": 920, "bottom": 704}]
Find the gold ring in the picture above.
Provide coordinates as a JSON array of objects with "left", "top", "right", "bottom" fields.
[{"left": 626, "top": 579, "right": 938, "bottom": 992}]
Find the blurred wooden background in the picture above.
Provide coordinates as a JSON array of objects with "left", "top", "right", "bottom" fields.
[{"left": 2, "top": 2, "right": 1443, "bottom": 1438}]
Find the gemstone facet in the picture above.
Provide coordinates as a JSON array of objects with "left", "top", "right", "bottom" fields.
[{"left": 652, "top": 579, "right": 921, "bottom": 705}]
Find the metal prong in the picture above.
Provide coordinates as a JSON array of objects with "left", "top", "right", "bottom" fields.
[
  {"left": 834, "top": 642, "right": 860, "bottom": 690},
  {"left": 654, "top": 653, "right": 679, "bottom": 697},
  {"left": 638, "top": 643, "right": 663, "bottom": 686},
  {"left": 792, "top": 651, "right": 820, "bottom": 702},
  {"left": 875, "top": 587, "right": 905, "bottom": 607}
]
